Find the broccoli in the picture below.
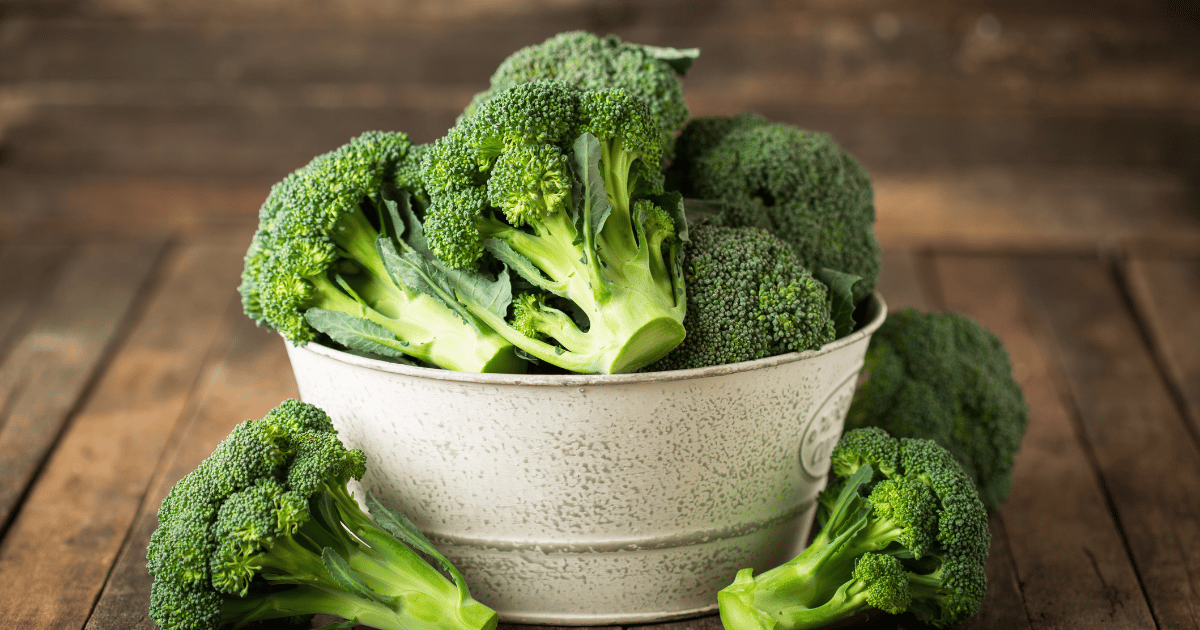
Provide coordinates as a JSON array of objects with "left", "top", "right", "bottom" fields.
[
  {"left": 146, "top": 399, "right": 498, "bottom": 630},
  {"left": 666, "top": 113, "right": 881, "bottom": 306},
  {"left": 239, "top": 131, "right": 525, "bottom": 373},
  {"left": 647, "top": 224, "right": 835, "bottom": 371},
  {"left": 846, "top": 309, "right": 1030, "bottom": 512},
  {"left": 463, "top": 30, "right": 698, "bottom": 159},
  {"left": 420, "top": 80, "right": 688, "bottom": 374},
  {"left": 718, "top": 428, "right": 990, "bottom": 630}
]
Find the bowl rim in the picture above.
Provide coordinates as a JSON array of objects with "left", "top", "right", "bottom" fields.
[{"left": 289, "top": 292, "right": 888, "bottom": 387}]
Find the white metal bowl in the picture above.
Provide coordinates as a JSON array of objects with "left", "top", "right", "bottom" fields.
[{"left": 284, "top": 293, "right": 886, "bottom": 625}]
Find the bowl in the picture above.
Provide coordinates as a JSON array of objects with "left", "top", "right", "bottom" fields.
[{"left": 284, "top": 293, "right": 887, "bottom": 625}]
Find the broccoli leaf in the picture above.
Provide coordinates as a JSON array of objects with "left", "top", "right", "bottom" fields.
[
  {"left": 449, "top": 266, "right": 514, "bottom": 322},
  {"left": 304, "top": 309, "right": 411, "bottom": 359},
  {"left": 816, "top": 268, "right": 861, "bottom": 338},
  {"left": 484, "top": 239, "right": 565, "bottom": 297},
  {"left": 321, "top": 547, "right": 399, "bottom": 608},
  {"left": 572, "top": 132, "right": 612, "bottom": 249},
  {"left": 367, "top": 492, "right": 469, "bottom": 593},
  {"left": 377, "top": 237, "right": 478, "bottom": 331},
  {"left": 638, "top": 44, "right": 701, "bottom": 75}
]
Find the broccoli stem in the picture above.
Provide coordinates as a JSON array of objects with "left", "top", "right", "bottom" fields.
[
  {"left": 461, "top": 282, "right": 685, "bottom": 374},
  {"left": 306, "top": 209, "right": 521, "bottom": 373},
  {"left": 719, "top": 554, "right": 875, "bottom": 630},
  {"left": 221, "top": 486, "right": 497, "bottom": 630},
  {"left": 597, "top": 138, "right": 638, "bottom": 259}
]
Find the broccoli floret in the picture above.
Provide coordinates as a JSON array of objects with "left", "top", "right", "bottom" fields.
[
  {"left": 463, "top": 30, "right": 698, "bottom": 159},
  {"left": 667, "top": 113, "right": 881, "bottom": 306},
  {"left": 846, "top": 309, "right": 1030, "bottom": 512},
  {"left": 420, "top": 80, "right": 688, "bottom": 374},
  {"left": 718, "top": 428, "right": 990, "bottom": 630},
  {"left": 647, "top": 224, "right": 835, "bottom": 370},
  {"left": 147, "top": 399, "right": 498, "bottom": 630},
  {"left": 239, "top": 131, "right": 524, "bottom": 373}
]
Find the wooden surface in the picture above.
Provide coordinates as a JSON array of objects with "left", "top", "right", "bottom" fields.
[{"left": 1, "top": 1, "right": 1198, "bottom": 629}]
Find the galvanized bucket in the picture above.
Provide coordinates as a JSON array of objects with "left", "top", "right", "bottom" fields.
[{"left": 284, "top": 293, "right": 887, "bottom": 625}]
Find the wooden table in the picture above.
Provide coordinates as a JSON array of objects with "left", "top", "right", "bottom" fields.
[{"left": 2, "top": 2, "right": 1199, "bottom": 629}]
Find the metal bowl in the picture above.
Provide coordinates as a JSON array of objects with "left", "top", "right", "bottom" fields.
[{"left": 284, "top": 293, "right": 887, "bottom": 625}]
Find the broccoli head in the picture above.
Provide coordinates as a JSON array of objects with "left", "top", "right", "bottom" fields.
[
  {"left": 238, "top": 131, "right": 524, "bottom": 373},
  {"left": 718, "top": 427, "right": 990, "bottom": 630},
  {"left": 463, "top": 30, "right": 698, "bottom": 159},
  {"left": 666, "top": 112, "right": 881, "bottom": 306},
  {"left": 647, "top": 224, "right": 835, "bottom": 371},
  {"left": 846, "top": 308, "right": 1030, "bottom": 512},
  {"left": 147, "top": 399, "right": 498, "bottom": 630},
  {"left": 420, "top": 80, "right": 688, "bottom": 374}
]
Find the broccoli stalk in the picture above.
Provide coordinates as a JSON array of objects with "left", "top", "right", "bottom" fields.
[
  {"left": 717, "top": 428, "right": 990, "bottom": 630},
  {"left": 147, "top": 400, "right": 498, "bottom": 630},
  {"left": 239, "top": 131, "right": 524, "bottom": 373},
  {"left": 422, "top": 81, "right": 688, "bottom": 374}
]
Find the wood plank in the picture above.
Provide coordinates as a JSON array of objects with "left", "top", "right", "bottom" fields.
[
  {"left": 872, "top": 168, "right": 1200, "bottom": 251},
  {"left": 0, "top": 241, "right": 243, "bottom": 629},
  {"left": 1013, "top": 255, "right": 1200, "bottom": 629},
  {"left": 0, "top": 243, "right": 72, "bottom": 360},
  {"left": 879, "top": 252, "right": 1030, "bottom": 630},
  {"left": 876, "top": 250, "right": 933, "bottom": 312},
  {"left": 0, "top": 173, "right": 269, "bottom": 240},
  {"left": 1122, "top": 255, "right": 1200, "bottom": 440},
  {"left": 4, "top": 13, "right": 1197, "bottom": 115},
  {"left": 0, "top": 242, "right": 159, "bottom": 530},
  {"left": 83, "top": 305, "right": 299, "bottom": 630},
  {"left": 0, "top": 104, "right": 458, "bottom": 179},
  {"left": 4, "top": 97, "right": 1199, "bottom": 179},
  {"left": 934, "top": 254, "right": 1155, "bottom": 629}
]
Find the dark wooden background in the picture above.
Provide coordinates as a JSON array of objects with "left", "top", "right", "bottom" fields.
[{"left": 1, "top": 1, "right": 1199, "bottom": 629}]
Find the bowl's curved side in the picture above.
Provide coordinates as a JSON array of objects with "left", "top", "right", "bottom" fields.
[{"left": 283, "top": 294, "right": 887, "bottom": 624}]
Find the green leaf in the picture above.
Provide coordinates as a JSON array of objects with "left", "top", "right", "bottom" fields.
[
  {"left": 650, "top": 190, "right": 689, "bottom": 244},
  {"left": 388, "top": 189, "right": 436, "bottom": 256},
  {"left": 638, "top": 44, "right": 701, "bottom": 75},
  {"left": 381, "top": 188, "right": 409, "bottom": 241},
  {"left": 304, "top": 308, "right": 411, "bottom": 359},
  {"left": 366, "top": 492, "right": 469, "bottom": 593},
  {"left": 322, "top": 547, "right": 399, "bottom": 608},
  {"left": 814, "top": 268, "right": 862, "bottom": 339},
  {"left": 484, "top": 239, "right": 564, "bottom": 297},
  {"left": 377, "top": 237, "right": 479, "bottom": 332},
  {"left": 449, "top": 266, "right": 514, "bottom": 322},
  {"left": 572, "top": 132, "right": 612, "bottom": 250}
]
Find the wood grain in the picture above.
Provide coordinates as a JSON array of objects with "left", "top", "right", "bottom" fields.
[
  {"left": 0, "top": 173, "right": 269, "bottom": 240},
  {"left": 0, "top": 243, "right": 71, "bottom": 360},
  {"left": 1014, "top": 255, "right": 1200, "bottom": 629},
  {"left": 934, "top": 254, "right": 1155, "bottom": 629},
  {"left": 880, "top": 252, "right": 1031, "bottom": 630},
  {"left": 83, "top": 303, "right": 299, "bottom": 630},
  {"left": 1122, "top": 255, "right": 1200, "bottom": 440},
  {"left": 0, "top": 241, "right": 242, "bottom": 629},
  {"left": 0, "top": 242, "right": 159, "bottom": 531}
]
